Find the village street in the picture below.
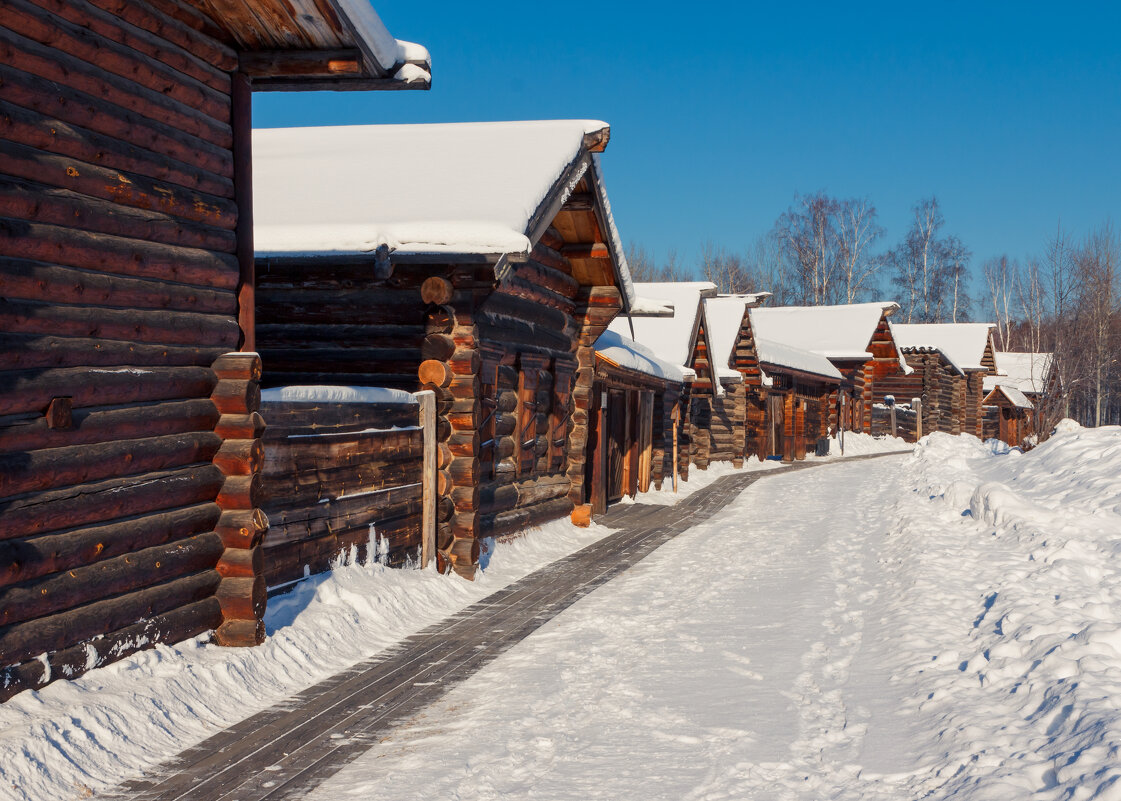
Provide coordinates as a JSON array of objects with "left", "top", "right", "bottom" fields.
[{"left": 305, "top": 427, "right": 1121, "bottom": 801}]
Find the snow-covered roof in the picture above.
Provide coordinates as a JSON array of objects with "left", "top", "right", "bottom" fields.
[
  {"left": 253, "top": 122, "right": 628, "bottom": 289},
  {"left": 333, "top": 0, "right": 431, "bottom": 83},
  {"left": 984, "top": 352, "right": 1054, "bottom": 396},
  {"left": 749, "top": 302, "right": 899, "bottom": 362},
  {"left": 984, "top": 384, "right": 1034, "bottom": 410},
  {"left": 607, "top": 282, "right": 718, "bottom": 368},
  {"left": 892, "top": 323, "right": 995, "bottom": 374},
  {"left": 594, "top": 329, "right": 690, "bottom": 383},
  {"left": 754, "top": 336, "right": 843, "bottom": 381},
  {"left": 702, "top": 295, "right": 770, "bottom": 371}
]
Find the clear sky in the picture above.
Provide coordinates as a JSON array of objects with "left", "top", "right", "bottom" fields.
[{"left": 255, "top": 2, "right": 1121, "bottom": 288}]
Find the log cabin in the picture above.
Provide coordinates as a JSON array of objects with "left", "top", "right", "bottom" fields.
[
  {"left": 602, "top": 282, "right": 719, "bottom": 474},
  {"left": 251, "top": 120, "right": 638, "bottom": 579},
  {"left": 981, "top": 385, "right": 1034, "bottom": 447},
  {"left": 983, "top": 351, "right": 1056, "bottom": 444},
  {"left": 748, "top": 302, "right": 909, "bottom": 437},
  {"left": 585, "top": 329, "right": 690, "bottom": 515},
  {"left": 887, "top": 323, "right": 999, "bottom": 440},
  {"left": 0, "top": 0, "right": 432, "bottom": 700}
]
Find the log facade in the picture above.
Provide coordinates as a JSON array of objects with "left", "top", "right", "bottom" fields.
[
  {"left": 256, "top": 165, "right": 630, "bottom": 579},
  {"left": 0, "top": 0, "right": 428, "bottom": 699}
]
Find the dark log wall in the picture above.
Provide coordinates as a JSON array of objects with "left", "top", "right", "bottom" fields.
[
  {"left": 879, "top": 351, "right": 963, "bottom": 439},
  {"left": 259, "top": 399, "right": 423, "bottom": 587},
  {"left": 0, "top": 1, "right": 259, "bottom": 699},
  {"left": 708, "top": 384, "right": 746, "bottom": 466},
  {"left": 686, "top": 319, "right": 716, "bottom": 470}
]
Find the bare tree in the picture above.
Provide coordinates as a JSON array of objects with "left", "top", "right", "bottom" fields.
[
  {"left": 700, "top": 241, "right": 757, "bottom": 294},
  {"left": 835, "top": 197, "right": 885, "bottom": 303},
  {"left": 1074, "top": 223, "right": 1120, "bottom": 426},
  {"left": 774, "top": 192, "right": 841, "bottom": 305},
  {"left": 983, "top": 255, "right": 1020, "bottom": 348},
  {"left": 626, "top": 242, "right": 693, "bottom": 283},
  {"left": 889, "top": 197, "right": 971, "bottom": 322}
]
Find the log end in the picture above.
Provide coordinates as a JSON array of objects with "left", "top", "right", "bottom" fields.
[{"left": 214, "top": 618, "right": 265, "bottom": 647}]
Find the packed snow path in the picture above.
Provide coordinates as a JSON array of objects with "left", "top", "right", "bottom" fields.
[
  {"left": 107, "top": 454, "right": 899, "bottom": 801},
  {"left": 305, "top": 455, "right": 918, "bottom": 801}
]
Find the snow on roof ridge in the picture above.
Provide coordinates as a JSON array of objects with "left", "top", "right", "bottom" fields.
[
  {"left": 984, "top": 384, "right": 1034, "bottom": 410},
  {"left": 332, "top": 0, "right": 431, "bottom": 75},
  {"left": 750, "top": 302, "right": 895, "bottom": 361},
  {"left": 892, "top": 322, "right": 995, "bottom": 373},
  {"left": 253, "top": 120, "right": 616, "bottom": 262},
  {"left": 607, "top": 284, "right": 714, "bottom": 368},
  {"left": 594, "top": 328, "right": 689, "bottom": 383}
]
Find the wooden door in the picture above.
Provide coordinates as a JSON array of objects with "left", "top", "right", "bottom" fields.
[
  {"left": 607, "top": 389, "right": 626, "bottom": 503},
  {"left": 768, "top": 393, "right": 784, "bottom": 457},
  {"left": 587, "top": 382, "right": 607, "bottom": 515},
  {"left": 637, "top": 391, "right": 655, "bottom": 493}
]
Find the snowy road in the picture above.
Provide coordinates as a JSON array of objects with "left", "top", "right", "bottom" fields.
[{"left": 309, "top": 455, "right": 926, "bottom": 800}]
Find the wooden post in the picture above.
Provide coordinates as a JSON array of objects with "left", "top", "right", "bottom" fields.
[
  {"left": 231, "top": 68, "right": 254, "bottom": 353},
  {"left": 890, "top": 403, "right": 897, "bottom": 438},
  {"left": 638, "top": 391, "right": 654, "bottom": 494},
  {"left": 671, "top": 403, "right": 680, "bottom": 492},
  {"left": 591, "top": 388, "right": 608, "bottom": 515},
  {"left": 416, "top": 390, "right": 436, "bottom": 569},
  {"left": 913, "top": 397, "right": 922, "bottom": 440}
]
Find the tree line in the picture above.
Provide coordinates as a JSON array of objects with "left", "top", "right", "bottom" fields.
[{"left": 626, "top": 194, "right": 1120, "bottom": 428}]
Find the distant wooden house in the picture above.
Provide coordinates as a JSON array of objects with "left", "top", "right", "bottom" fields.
[
  {"left": 585, "top": 329, "right": 689, "bottom": 514},
  {"left": 251, "top": 121, "right": 637, "bottom": 579},
  {"left": 747, "top": 303, "right": 908, "bottom": 437},
  {"left": 0, "top": 0, "right": 430, "bottom": 699},
  {"left": 888, "top": 323, "right": 999, "bottom": 439},
  {"left": 603, "top": 282, "right": 723, "bottom": 473},
  {"left": 982, "top": 385, "right": 1033, "bottom": 447},
  {"left": 983, "top": 351, "right": 1056, "bottom": 444}
]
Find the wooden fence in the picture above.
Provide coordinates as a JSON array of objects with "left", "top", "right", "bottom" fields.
[{"left": 259, "top": 390, "right": 435, "bottom": 589}]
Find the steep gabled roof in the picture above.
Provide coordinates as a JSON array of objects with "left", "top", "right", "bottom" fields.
[
  {"left": 749, "top": 302, "right": 900, "bottom": 361},
  {"left": 892, "top": 323, "right": 995, "bottom": 374},
  {"left": 607, "top": 283, "right": 718, "bottom": 368},
  {"left": 984, "top": 384, "right": 1034, "bottom": 410},
  {"left": 254, "top": 121, "right": 634, "bottom": 303},
  {"left": 984, "top": 352, "right": 1054, "bottom": 396}
]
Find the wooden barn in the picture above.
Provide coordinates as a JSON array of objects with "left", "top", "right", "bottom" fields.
[
  {"left": 748, "top": 302, "right": 908, "bottom": 437},
  {"left": 602, "top": 282, "right": 721, "bottom": 473},
  {"left": 585, "top": 329, "right": 689, "bottom": 515},
  {"left": 251, "top": 120, "right": 638, "bottom": 579},
  {"left": 0, "top": 1, "right": 431, "bottom": 698},
  {"left": 983, "top": 351, "right": 1057, "bottom": 444},
  {"left": 888, "top": 323, "right": 999, "bottom": 440}
]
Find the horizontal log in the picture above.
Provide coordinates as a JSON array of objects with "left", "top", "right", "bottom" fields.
[
  {"left": 0, "top": 364, "right": 217, "bottom": 417},
  {"left": 0, "top": 162, "right": 236, "bottom": 249},
  {"left": 215, "top": 575, "right": 266, "bottom": 622},
  {"left": 90, "top": 0, "right": 237, "bottom": 74},
  {"left": 0, "top": 217, "right": 239, "bottom": 289},
  {"left": 212, "top": 352, "right": 261, "bottom": 380},
  {"left": 0, "top": 595, "right": 222, "bottom": 702},
  {"left": 216, "top": 473, "right": 263, "bottom": 510},
  {"left": 0, "top": 397, "right": 219, "bottom": 455},
  {"left": 0, "top": 257, "right": 236, "bottom": 315},
  {"left": 515, "top": 475, "right": 571, "bottom": 506},
  {"left": 264, "top": 499, "right": 421, "bottom": 549},
  {"left": 451, "top": 484, "right": 479, "bottom": 512},
  {"left": 449, "top": 536, "right": 480, "bottom": 564},
  {"left": 496, "top": 276, "right": 576, "bottom": 315},
  {"left": 214, "top": 617, "right": 264, "bottom": 647},
  {"left": 255, "top": 299, "right": 428, "bottom": 327},
  {"left": 0, "top": 568, "right": 221, "bottom": 668},
  {"left": 481, "top": 496, "right": 575, "bottom": 539},
  {"left": 214, "top": 412, "right": 266, "bottom": 441},
  {"left": 0, "top": 502, "right": 220, "bottom": 589},
  {"left": 479, "top": 482, "right": 519, "bottom": 515},
  {"left": 424, "top": 305, "right": 455, "bottom": 335},
  {"left": 0, "top": 298, "right": 239, "bottom": 349},
  {"left": 215, "top": 508, "right": 269, "bottom": 550},
  {"left": 420, "top": 276, "right": 453, "bottom": 305},
  {"left": 0, "top": 12, "right": 230, "bottom": 147},
  {"left": 421, "top": 333, "right": 456, "bottom": 362},
  {"left": 0, "top": 531, "right": 223, "bottom": 629},
  {"left": 253, "top": 322, "right": 425, "bottom": 348},
  {"left": 418, "top": 360, "right": 453, "bottom": 388},
  {"left": 259, "top": 402, "right": 417, "bottom": 436},
  {"left": 0, "top": 431, "right": 222, "bottom": 499},
  {"left": 212, "top": 379, "right": 260, "bottom": 414},
  {"left": 448, "top": 456, "right": 480, "bottom": 485},
  {"left": 213, "top": 439, "right": 264, "bottom": 476}
]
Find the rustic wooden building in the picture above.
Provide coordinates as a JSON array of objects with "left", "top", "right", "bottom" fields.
[
  {"left": 747, "top": 303, "right": 909, "bottom": 437},
  {"left": 251, "top": 120, "right": 637, "bottom": 579},
  {"left": 889, "top": 323, "right": 998, "bottom": 440},
  {"left": 0, "top": 1, "right": 431, "bottom": 699},
  {"left": 983, "top": 351, "right": 1056, "bottom": 444},
  {"left": 982, "top": 385, "right": 1033, "bottom": 447},
  {"left": 603, "top": 282, "right": 720, "bottom": 473},
  {"left": 585, "top": 329, "right": 689, "bottom": 514}
]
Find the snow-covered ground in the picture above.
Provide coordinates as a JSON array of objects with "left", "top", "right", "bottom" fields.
[
  {"left": 301, "top": 422, "right": 1121, "bottom": 801},
  {"left": 0, "top": 436, "right": 900, "bottom": 801}
]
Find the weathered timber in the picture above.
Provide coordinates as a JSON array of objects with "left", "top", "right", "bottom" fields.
[
  {"left": 0, "top": 300, "right": 239, "bottom": 348},
  {"left": 0, "top": 365, "right": 218, "bottom": 416}
]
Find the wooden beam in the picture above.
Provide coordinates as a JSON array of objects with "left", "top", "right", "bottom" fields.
[
  {"left": 232, "top": 70, "right": 254, "bottom": 352},
  {"left": 241, "top": 49, "right": 363, "bottom": 78},
  {"left": 582, "top": 126, "right": 611, "bottom": 153},
  {"left": 561, "top": 192, "right": 595, "bottom": 211},
  {"left": 562, "top": 242, "right": 610, "bottom": 260}
]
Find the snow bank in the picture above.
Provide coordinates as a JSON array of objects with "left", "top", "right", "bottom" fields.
[
  {"left": 0, "top": 520, "right": 616, "bottom": 801},
  {"left": 880, "top": 421, "right": 1121, "bottom": 798}
]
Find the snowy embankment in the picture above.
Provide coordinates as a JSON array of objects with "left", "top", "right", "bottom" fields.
[{"left": 0, "top": 436, "right": 902, "bottom": 801}]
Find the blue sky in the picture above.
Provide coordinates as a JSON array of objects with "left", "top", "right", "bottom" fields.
[{"left": 255, "top": 3, "right": 1121, "bottom": 288}]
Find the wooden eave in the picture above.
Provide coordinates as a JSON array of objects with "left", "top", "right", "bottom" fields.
[
  {"left": 595, "top": 352, "right": 677, "bottom": 390},
  {"left": 759, "top": 361, "right": 842, "bottom": 386},
  {"left": 187, "top": 0, "right": 431, "bottom": 90}
]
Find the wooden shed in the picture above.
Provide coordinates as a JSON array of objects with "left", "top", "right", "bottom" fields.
[
  {"left": 747, "top": 303, "right": 908, "bottom": 437},
  {"left": 983, "top": 351, "right": 1056, "bottom": 444},
  {"left": 0, "top": 1, "right": 431, "bottom": 699},
  {"left": 251, "top": 120, "right": 637, "bottom": 579},
  {"left": 889, "top": 323, "right": 998, "bottom": 440},
  {"left": 585, "top": 329, "right": 689, "bottom": 514},
  {"left": 982, "top": 385, "right": 1034, "bottom": 447}
]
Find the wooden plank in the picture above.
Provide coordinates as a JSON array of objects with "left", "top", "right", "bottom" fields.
[{"left": 418, "top": 390, "right": 436, "bottom": 569}]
